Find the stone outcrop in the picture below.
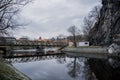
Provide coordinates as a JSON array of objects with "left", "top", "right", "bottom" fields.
[
  {"left": 89, "top": 0, "right": 120, "bottom": 46},
  {"left": 88, "top": 1, "right": 120, "bottom": 80},
  {"left": 108, "top": 43, "right": 120, "bottom": 54}
]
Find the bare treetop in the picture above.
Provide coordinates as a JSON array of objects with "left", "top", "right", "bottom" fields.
[
  {"left": 0, "top": 0, "right": 31, "bottom": 35},
  {"left": 67, "top": 25, "right": 81, "bottom": 47},
  {"left": 82, "top": 5, "right": 101, "bottom": 36},
  {"left": 68, "top": 25, "right": 81, "bottom": 36}
]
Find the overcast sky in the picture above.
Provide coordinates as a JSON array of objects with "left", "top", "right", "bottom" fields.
[{"left": 13, "top": 0, "right": 101, "bottom": 39}]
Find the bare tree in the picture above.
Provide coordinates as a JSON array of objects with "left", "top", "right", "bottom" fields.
[
  {"left": 0, "top": 0, "right": 31, "bottom": 35},
  {"left": 83, "top": 17, "right": 94, "bottom": 35},
  {"left": 83, "top": 5, "right": 101, "bottom": 36},
  {"left": 67, "top": 25, "right": 80, "bottom": 47},
  {"left": 89, "top": 5, "right": 101, "bottom": 22}
]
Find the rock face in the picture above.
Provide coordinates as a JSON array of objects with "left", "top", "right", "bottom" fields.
[
  {"left": 108, "top": 43, "right": 120, "bottom": 54},
  {"left": 89, "top": 0, "right": 120, "bottom": 46},
  {"left": 88, "top": 1, "right": 120, "bottom": 80}
]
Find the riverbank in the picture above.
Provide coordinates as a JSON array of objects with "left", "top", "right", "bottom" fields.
[
  {"left": 0, "top": 59, "right": 31, "bottom": 80},
  {"left": 62, "top": 46, "right": 110, "bottom": 59}
]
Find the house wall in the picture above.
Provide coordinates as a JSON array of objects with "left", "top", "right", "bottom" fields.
[
  {"left": 68, "top": 42, "right": 74, "bottom": 47},
  {"left": 77, "top": 42, "right": 89, "bottom": 47}
]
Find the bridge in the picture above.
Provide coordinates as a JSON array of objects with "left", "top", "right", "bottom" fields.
[
  {"left": 0, "top": 37, "right": 68, "bottom": 54},
  {"left": 0, "top": 42, "right": 68, "bottom": 55},
  {"left": 0, "top": 42, "right": 67, "bottom": 47}
]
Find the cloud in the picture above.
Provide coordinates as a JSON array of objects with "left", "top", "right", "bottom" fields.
[{"left": 14, "top": 0, "right": 101, "bottom": 39}]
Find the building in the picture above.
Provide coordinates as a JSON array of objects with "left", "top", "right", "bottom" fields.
[
  {"left": 19, "top": 37, "right": 29, "bottom": 41},
  {"left": 0, "top": 37, "right": 16, "bottom": 45},
  {"left": 68, "top": 41, "right": 74, "bottom": 47},
  {"left": 77, "top": 41, "right": 89, "bottom": 47}
]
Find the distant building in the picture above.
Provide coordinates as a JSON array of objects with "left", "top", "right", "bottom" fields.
[
  {"left": 68, "top": 41, "right": 74, "bottom": 47},
  {"left": 19, "top": 37, "right": 29, "bottom": 41},
  {"left": 0, "top": 37, "right": 16, "bottom": 45},
  {"left": 43, "top": 39, "right": 51, "bottom": 43},
  {"left": 39, "top": 37, "right": 42, "bottom": 40},
  {"left": 35, "top": 37, "right": 42, "bottom": 42},
  {"left": 77, "top": 41, "right": 89, "bottom": 47}
]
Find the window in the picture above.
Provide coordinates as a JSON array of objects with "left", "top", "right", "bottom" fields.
[{"left": 85, "top": 42, "right": 88, "bottom": 44}]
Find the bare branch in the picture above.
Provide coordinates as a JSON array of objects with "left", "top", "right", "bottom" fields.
[
  {"left": 0, "top": 0, "right": 31, "bottom": 35},
  {"left": 67, "top": 25, "right": 81, "bottom": 47},
  {"left": 82, "top": 5, "right": 101, "bottom": 35}
]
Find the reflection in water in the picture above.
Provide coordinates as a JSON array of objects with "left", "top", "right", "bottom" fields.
[
  {"left": 67, "top": 57, "right": 97, "bottom": 80},
  {"left": 5, "top": 53, "right": 97, "bottom": 80},
  {"left": 5, "top": 54, "right": 65, "bottom": 63},
  {"left": 56, "top": 57, "right": 66, "bottom": 64},
  {"left": 67, "top": 57, "right": 80, "bottom": 78}
]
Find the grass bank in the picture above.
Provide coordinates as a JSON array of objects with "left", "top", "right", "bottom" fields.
[{"left": 0, "top": 59, "right": 31, "bottom": 80}]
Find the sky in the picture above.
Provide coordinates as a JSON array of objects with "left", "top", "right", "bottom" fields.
[{"left": 13, "top": 0, "right": 101, "bottom": 39}]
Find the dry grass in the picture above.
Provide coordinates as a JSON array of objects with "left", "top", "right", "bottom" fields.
[{"left": 0, "top": 59, "right": 26, "bottom": 80}]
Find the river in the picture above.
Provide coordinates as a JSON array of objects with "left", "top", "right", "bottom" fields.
[{"left": 5, "top": 53, "right": 97, "bottom": 80}]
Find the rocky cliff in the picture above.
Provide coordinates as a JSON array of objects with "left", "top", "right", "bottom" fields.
[
  {"left": 89, "top": 0, "right": 120, "bottom": 46},
  {"left": 88, "top": 1, "right": 120, "bottom": 80}
]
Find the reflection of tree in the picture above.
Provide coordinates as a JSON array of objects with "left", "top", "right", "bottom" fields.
[
  {"left": 56, "top": 55, "right": 66, "bottom": 64},
  {"left": 67, "top": 57, "right": 81, "bottom": 78},
  {"left": 83, "top": 59, "right": 97, "bottom": 80},
  {"left": 67, "top": 57, "right": 97, "bottom": 80}
]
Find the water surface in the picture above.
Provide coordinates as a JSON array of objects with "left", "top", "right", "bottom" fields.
[{"left": 9, "top": 54, "right": 97, "bottom": 80}]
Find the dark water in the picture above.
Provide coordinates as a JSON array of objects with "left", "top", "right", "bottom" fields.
[{"left": 6, "top": 54, "right": 97, "bottom": 80}]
